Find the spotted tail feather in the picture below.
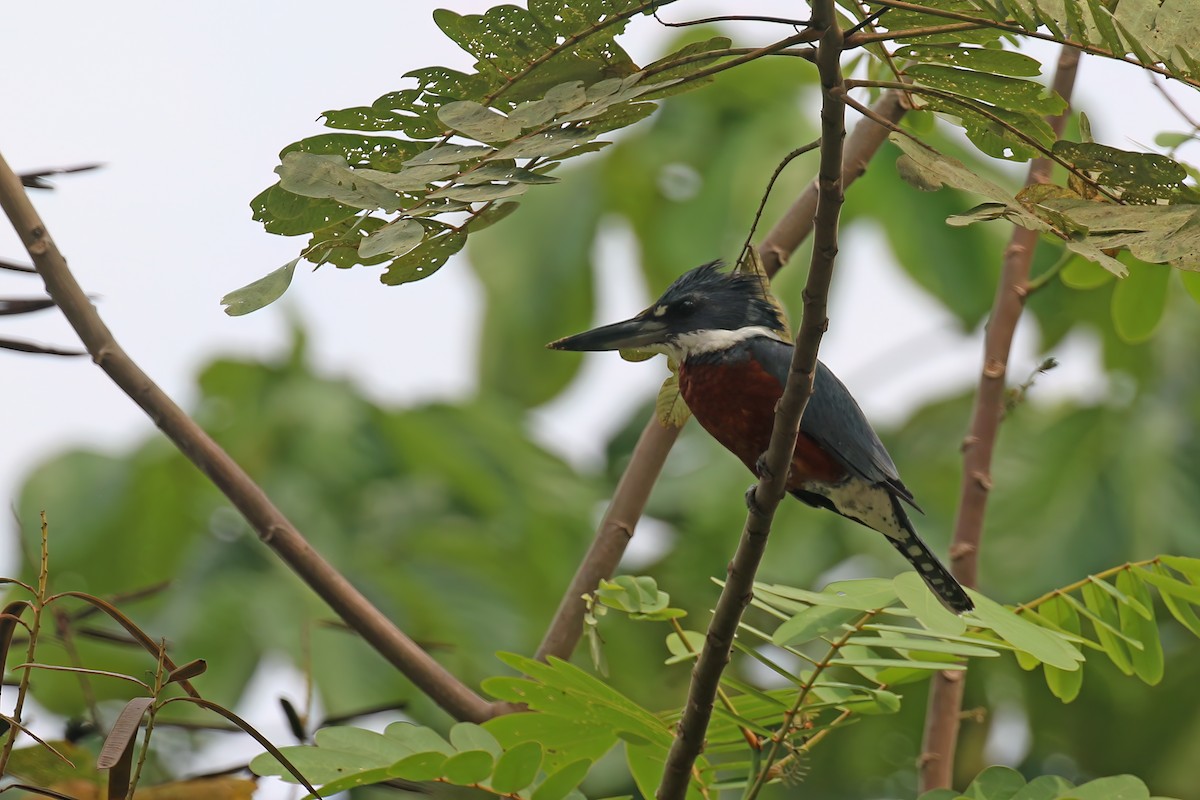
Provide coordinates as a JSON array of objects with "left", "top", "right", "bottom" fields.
[{"left": 887, "top": 496, "right": 973, "bottom": 613}]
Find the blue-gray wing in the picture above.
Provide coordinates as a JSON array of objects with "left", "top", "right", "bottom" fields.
[{"left": 747, "top": 337, "right": 917, "bottom": 506}]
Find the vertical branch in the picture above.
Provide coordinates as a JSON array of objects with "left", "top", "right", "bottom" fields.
[
  {"left": 0, "top": 152, "right": 494, "bottom": 724},
  {"left": 656, "top": 3, "right": 846, "bottom": 797},
  {"left": 918, "top": 46, "right": 1082, "bottom": 791},
  {"left": 533, "top": 88, "right": 910, "bottom": 664}
]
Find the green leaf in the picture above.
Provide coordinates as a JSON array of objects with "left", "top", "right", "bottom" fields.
[
  {"left": 757, "top": 578, "right": 899, "bottom": 611},
  {"left": 896, "top": 44, "right": 1043, "bottom": 76},
  {"left": 1111, "top": 259, "right": 1171, "bottom": 343},
  {"left": 404, "top": 144, "right": 495, "bottom": 166},
  {"left": 1039, "top": 596, "right": 1084, "bottom": 702},
  {"left": 1060, "top": 253, "right": 1116, "bottom": 289},
  {"left": 829, "top": 656, "right": 965, "bottom": 671},
  {"left": 1161, "top": 554, "right": 1200, "bottom": 583},
  {"left": 1044, "top": 200, "right": 1200, "bottom": 270},
  {"left": 430, "top": 182, "right": 530, "bottom": 202},
  {"left": 895, "top": 572, "right": 968, "bottom": 634},
  {"left": 491, "top": 128, "right": 597, "bottom": 160},
  {"left": 439, "top": 101, "right": 524, "bottom": 142},
  {"left": 441, "top": 750, "right": 495, "bottom": 785},
  {"left": 1068, "top": 774, "right": 1152, "bottom": 800},
  {"left": 358, "top": 218, "right": 425, "bottom": 259},
  {"left": 847, "top": 633, "right": 1000, "bottom": 658},
  {"left": 386, "top": 722, "right": 455, "bottom": 756},
  {"left": 1081, "top": 580, "right": 1135, "bottom": 675},
  {"left": 968, "top": 593, "right": 1082, "bottom": 670},
  {"left": 458, "top": 162, "right": 560, "bottom": 185},
  {"left": 221, "top": 259, "right": 299, "bottom": 317},
  {"left": 276, "top": 152, "right": 402, "bottom": 212},
  {"left": 1116, "top": 569, "right": 1164, "bottom": 685},
  {"left": 963, "top": 765, "right": 1027, "bottom": 800},
  {"left": 772, "top": 605, "right": 862, "bottom": 646},
  {"left": 531, "top": 758, "right": 592, "bottom": 800},
  {"left": 253, "top": 182, "right": 357, "bottom": 236},
  {"left": 1181, "top": 270, "right": 1200, "bottom": 305},
  {"left": 381, "top": 224, "right": 467, "bottom": 285},
  {"left": 449, "top": 722, "right": 502, "bottom": 757},
  {"left": 665, "top": 629, "right": 705, "bottom": 665},
  {"left": 391, "top": 751, "right": 450, "bottom": 781},
  {"left": 1011, "top": 775, "right": 1074, "bottom": 800},
  {"left": 1052, "top": 141, "right": 1197, "bottom": 203},
  {"left": 490, "top": 740, "right": 543, "bottom": 793},
  {"left": 906, "top": 64, "right": 1066, "bottom": 116},
  {"left": 1135, "top": 566, "right": 1200, "bottom": 604}
]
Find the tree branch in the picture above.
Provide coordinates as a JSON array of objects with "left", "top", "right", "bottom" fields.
[
  {"left": 656, "top": 2, "right": 846, "bottom": 796},
  {"left": 533, "top": 89, "right": 911, "bottom": 665},
  {"left": 918, "top": 45, "right": 1082, "bottom": 791},
  {"left": 0, "top": 151, "right": 494, "bottom": 724}
]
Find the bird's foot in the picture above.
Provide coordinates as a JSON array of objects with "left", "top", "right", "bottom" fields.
[
  {"left": 744, "top": 484, "right": 766, "bottom": 515},
  {"left": 754, "top": 453, "right": 773, "bottom": 481}
]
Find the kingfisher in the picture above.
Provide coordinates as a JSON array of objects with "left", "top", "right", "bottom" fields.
[{"left": 548, "top": 262, "right": 972, "bottom": 614}]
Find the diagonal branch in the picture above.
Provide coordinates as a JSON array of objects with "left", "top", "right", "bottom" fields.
[
  {"left": 918, "top": 45, "right": 1082, "bottom": 792},
  {"left": 0, "top": 150, "right": 493, "bottom": 724},
  {"left": 533, "top": 89, "right": 911, "bottom": 665},
  {"left": 656, "top": 2, "right": 846, "bottom": 797}
]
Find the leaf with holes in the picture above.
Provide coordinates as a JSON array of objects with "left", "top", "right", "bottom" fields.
[
  {"left": 381, "top": 224, "right": 467, "bottom": 285},
  {"left": 359, "top": 219, "right": 425, "bottom": 259}
]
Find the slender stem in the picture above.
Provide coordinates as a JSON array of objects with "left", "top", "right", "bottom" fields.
[
  {"left": 533, "top": 89, "right": 912, "bottom": 665},
  {"left": 657, "top": 4, "right": 847, "bottom": 797},
  {"left": 746, "top": 613, "right": 876, "bottom": 800},
  {"left": 0, "top": 152, "right": 493, "bottom": 724},
  {"left": 846, "top": 22, "right": 992, "bottom": 45},
  {"left": 0, "top": 514, "right": 48, "bottom": 773},
  {"left": 918, "top": 46, "right": 1081, "bottom": 792}
]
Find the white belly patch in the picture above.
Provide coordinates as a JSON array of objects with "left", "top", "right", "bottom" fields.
[{"left": 800, "top": 477, "right": 907, "bottom": 541}]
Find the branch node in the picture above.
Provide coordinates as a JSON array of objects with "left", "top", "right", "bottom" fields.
[
  {"left": 983, "top": 358, "right": 1005, "bottom": 379},
  {"left": 970, "top": 470, "right": 992, "bottom": 491},
  {"left": 960, "top": 434, "right": 980, "bottom": 452},
  {"left": 949, "top": 541, "right": 976, "bottom": 560}
]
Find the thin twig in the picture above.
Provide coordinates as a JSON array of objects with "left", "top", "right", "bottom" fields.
[
  {"left": 0, "top": 151, "right": 493, "bottom": 724},
  {"left": 656, "top": 3, "right": 847, "bottom": 796},
  {"left": 654, "top": 10, "right": 811, "bottom": 29},
  {"left": 918, "top": 45, "right": 1081, "bottom": 792},
  {"left": 533, "top": 89, "right": 912, "bottom": 665}
]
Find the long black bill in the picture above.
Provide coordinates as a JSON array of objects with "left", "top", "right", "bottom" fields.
[{"left": 547, "top": 314, "right": 668, "bottom": 352}]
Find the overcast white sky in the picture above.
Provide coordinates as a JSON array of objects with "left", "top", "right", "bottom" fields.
[{"left": 3, "top": 1, "right": 1198, "bottom": 793}]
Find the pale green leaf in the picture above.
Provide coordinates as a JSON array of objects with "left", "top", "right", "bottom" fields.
[
  {"left": 449, "top": 722, "right": 502, "bottom": 756},
  {"left": 1116, "top": 569, "right": 1164, "bottom": 685},
  {"left": 358, "top": 218, "right": 424, "bottom": 259},
  {"left": 221, "top": 259, "right": 299, "bottom": 317},
  {"left": 276, "top": 152, "right": 402, "bottom": 212},
  {"left": 439, "top": 101, "right": 524, "bottom": 142},
  {"left": 441, "top": 750, "right": 495, "bottom": 785},
  {"left": 531, "top": 758, "right": 592, "bottom": 800},
  {"left": 894, "top": 572, "right": 966, "bottom": 635},
  {"left": 404, "top": 144, "right": 495, "bottom": 166},
  {"left": 968, "top": 593, "right": 1082, "bottom": 670},
  {"left": 772, "top": 605, "right": 861, "bottom": 646}
]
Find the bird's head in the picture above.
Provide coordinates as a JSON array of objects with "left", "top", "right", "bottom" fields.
[{"left": 548, "top": 261, "right": 786, "bottom": 360}]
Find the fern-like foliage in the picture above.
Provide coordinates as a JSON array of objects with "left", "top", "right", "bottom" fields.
[
  {"left": 228, "top": 0, "right": 1200, "bottom": 312},
  {"left": 251, "top": 561, "right": 1200, "bottom": 798},
  {"left": 224, "top": 0, "right": 741, "bottom": 313}
]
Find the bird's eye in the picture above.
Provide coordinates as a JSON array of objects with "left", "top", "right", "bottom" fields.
[{"left": 676, "top": 297, "right": 698, "bottom": 314}]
